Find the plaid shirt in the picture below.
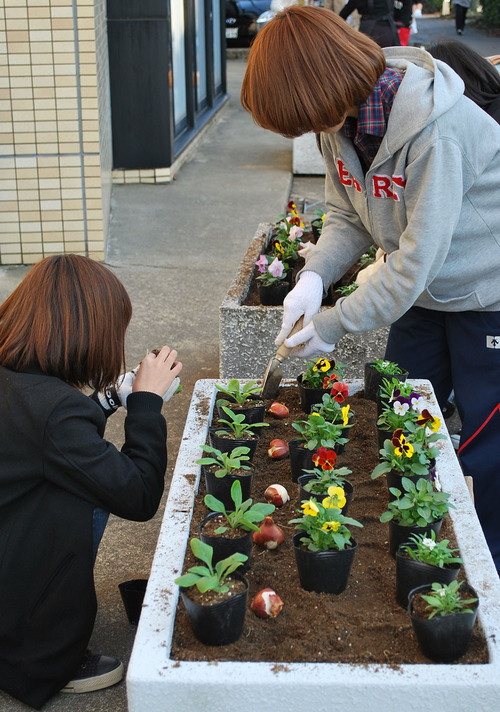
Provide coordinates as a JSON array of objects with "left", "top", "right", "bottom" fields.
[{"left": 342, "top": 68, "right": 404, "bottom": 168}]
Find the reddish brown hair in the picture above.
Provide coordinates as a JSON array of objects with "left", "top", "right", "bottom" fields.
[
  {"left": 0, "top": 254, "right": 132, "bottom": 390},
  {"left": 241, "top": 5, "right": 386, "bottom": 137}
]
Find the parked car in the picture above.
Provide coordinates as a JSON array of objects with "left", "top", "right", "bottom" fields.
[
  {"left": 225, "top": 0, "right": 301, "bottom": 47},
  {"left": 225, "top": 0, "right": 272, "bottom": 47}
]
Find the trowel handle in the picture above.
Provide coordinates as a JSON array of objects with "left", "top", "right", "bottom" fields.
[{"left": 275, "top": 316, "right": 304, "bottom": 361}]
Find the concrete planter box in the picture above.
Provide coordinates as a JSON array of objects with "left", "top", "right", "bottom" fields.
[
  {"left": 127, "top": 378, "right": 500, "bottom": 712},
  {"left": 219, "top": 224, "right": 389, "bottom": 380}
]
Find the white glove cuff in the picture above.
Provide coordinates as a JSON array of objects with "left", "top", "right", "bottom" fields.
[{"left": 162, "top": 377, "right": 180, "bottom": 403}]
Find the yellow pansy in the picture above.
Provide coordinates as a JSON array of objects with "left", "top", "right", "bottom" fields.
[
  {"left": 312, "top": 358, "right": 331, "bottom": 373},
  {"left": 322, "top": 521, "right": 340, "bottom": 532},
  {"left": 301, "top": 500, "right": 319, "bottom": 517},
  {"left": 394, "top": 441, "right": 414, "bottom": 458},
  {"left": 342, "top": 404, "right": 350, "bottom": 426},
  {"left": 322, "top": 485, "right": 346, "bottom": 510}
]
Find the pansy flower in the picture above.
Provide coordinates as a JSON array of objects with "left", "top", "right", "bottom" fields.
[
  {"left": 416, "top": 409, "right": 441, "bottom": 432},
  {"left": 322, "top": 373, "right": 338, "bottom": 388},
  {"left": 331, "top": 381, "right": 348, "bottom": 403},
  {"left": 410, "top": 392, "right": 425, "bottom": 412},
  {"left": 322, "top": 485, "right": 346, "bottom": 510},
  {"left": 301, "top": 499, "right": 319, "bottom": 517},
  {"left": 322, "top": 520, "right": 340, "bottom": 532},
  {"left": 289, "top": 225, "right": 303, "bottom": 242},
  {"left": 393, "top": 397, "right": 410, "bottom": 415},
  {"left": 268, "top": 257, "right": 284, "bottom": 278},
  {"left": 342, "top": 404, "right": 350, "bottom": 426},
  {"left": 273, "top": 239, "right": 285, "bottom": 255},
  {"left": 312, "top": 446, "right": 337, "bottom": 471},
  {"left": 313, "top": 358, "right": 331, "bottom": 373},
  {"left": 287, "top": 200, "right": 297, "bottom": 212},
  {"left": 391, "top": 428, "right": 414, "bottom": 458},
  {"left": 255, "top": 254, "right": 268, "bottom": 274}
]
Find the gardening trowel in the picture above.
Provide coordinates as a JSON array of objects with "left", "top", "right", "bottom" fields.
[{"left": 261, "top": 316, "right": 304, "bottom": 400}]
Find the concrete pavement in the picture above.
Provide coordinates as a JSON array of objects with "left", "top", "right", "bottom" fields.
[{"left": 0, "top": 13, "right": 498, "bottom": 711}]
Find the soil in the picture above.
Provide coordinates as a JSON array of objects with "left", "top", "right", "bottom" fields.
[{"left": 170, "top": 385, "right": 488, "bottom": 665}]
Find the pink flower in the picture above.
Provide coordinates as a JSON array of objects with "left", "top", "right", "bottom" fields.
[
  {"left": 255, "top": 254, "right": 268, "bottom": 274},
  {"left": 268, "top": 257, "right": 284, "bottom": 278},
  {"left": 289, "top": 225, "right": 304, "bottom": 242}
]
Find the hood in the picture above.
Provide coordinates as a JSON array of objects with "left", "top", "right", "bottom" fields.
[{"left": 381, "top": 46, "right": 465, "bottom": 155}]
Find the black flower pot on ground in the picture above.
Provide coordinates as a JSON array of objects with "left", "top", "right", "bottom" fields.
[
  {"left": 388, "top": 518, "right": 443, "bottom": 558},
  {"left": 180, "top": 573, "right": 249, "bottom": 646},
  {"left": 289, "top": 439, "right": 315, "bottom": 482},
  {"left": 292, "top": 531, "right": 357, "bottom": 594},
  {"left": 215, "top": 397, "right": 266, "bottom": 428},
  {"left": 408, "top": 583, "right": 479, "bottom": 662},
  {"left": 296, "top": 473, "right": 354, "bottom": 516},
  {"left": 376, "top": 426, "right": 394, "bottom": 450},
  {"left": 203, "top": 465, "right": 255, "bottom": 511},
  {"left": 208, "top": 428, "right": 259, "bottom": 461},
  {"left": 118, "top": 579, "right": 148, "bottom": 625},
  {"left": 364, "top": 362, "right": 408, "bottom": 402},
  {"left": 395, "top": 543, "right": 461, "bottom": 609},
  {"left": 199, "top": 512, "right": 253, "bottom": 572},
  {"left": 297, "top": 373, "right": 328, "bottom": 414},
  {"left": 258, "top": 281, "right": 290, "bottom": 306}
]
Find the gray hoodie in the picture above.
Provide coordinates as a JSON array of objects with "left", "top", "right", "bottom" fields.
[{"left": 308, "top": 46, "right": 500, "bottom": 345}]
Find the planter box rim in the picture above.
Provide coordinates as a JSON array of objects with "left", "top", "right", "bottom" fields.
[{"left": 127, "top": 379, "right": 500, "bottom": 712}]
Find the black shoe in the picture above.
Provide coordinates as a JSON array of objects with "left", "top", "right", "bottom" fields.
[
  {"left": 457, "top": 29, "right": 463, "bottom": 35},
  {"left": 61, "top": 650, "right": 124, "bottom": 694}
]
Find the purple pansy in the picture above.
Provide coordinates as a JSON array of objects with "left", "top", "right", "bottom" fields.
[
  {"left": 255, "top": 254, "right": 269, "bottom": 274},
  {"left": 268, "top": 257, "right": 285, "bottom": 278}
]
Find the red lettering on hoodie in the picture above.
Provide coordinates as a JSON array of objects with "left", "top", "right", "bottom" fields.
[
  {"left": 373, "top": 174, "right": 407, "bottom": 201},
  {"left": 336, "top": 159, "right": 362, "bottom": 192}
]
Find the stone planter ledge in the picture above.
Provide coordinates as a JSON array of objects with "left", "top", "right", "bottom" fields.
[{"left": 127, "top": 379, "right": 500, "bottom": 712}]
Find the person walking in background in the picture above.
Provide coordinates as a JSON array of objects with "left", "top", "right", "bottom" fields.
[
  {"left": 453, "top": 0, "right": 470, "bottom": 34},
  {"left": 241, "top": 5, "right": 500, "bottom": 574},
  {"left": 0, "top": 254, "right": 182, "bottom": 709},
  {"left": 339, "top": 0, "right": 400, "bottom": 47},
  {"left": 393, "top": 0, "right": 414, "bottom": 45},
  {"left": 428, "top": 39, "right": 500, "bottom": 123}
]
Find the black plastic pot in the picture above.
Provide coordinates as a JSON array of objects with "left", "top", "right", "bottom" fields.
[
  {"left": 408, "top": 582, "right": 479, "bottom": 662},
  {"left": 297, "top": 473, "right": 354, "bottom": 516},
  {"left": 215, "top": 397, "right": 266, "bottom": 428},
  {"left": 364, "top": 362, "right": 408, "bottom": 402},
  {"left": 311, "top": 219, "right": 322, "bottom": 243},
  {"left": 293, "top": 531, "right": 357, "bottom": 594},
  {"left": 180, "top": 572, "right": 249, "bottom": 646},
  {"left": 289, "top": 439, "right": 315, "bottom": 482},
  {"left": 203, "top": 465, "right": 255, "bottom": 511},
  {"left": 118, "top": 578, "right": 148, "bottom": 625},
  {"left": 297, "top": 373, "right": 329, "bottom": 414},
  {"left": 199, "top": 512, "right": 253, "bottom": 572},
  {"left": 385, "top": 467, "right": 434, "bottom": 501},
  {"left": 388, "top": 518, "right": 443, "bottom": 558},
  {"left": 395, "top": 543, "right": 461, "bottom": 609},
  {"left": 258, "top": 281, "right": 290, "bottom": 306},
  {"left": 376, "top": 426, "right": 394, "bottom": 450},
  {"left": 208, "top": 428, "right": 259, "bottom": 461}
]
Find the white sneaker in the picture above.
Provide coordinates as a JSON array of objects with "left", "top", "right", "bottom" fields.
[{"left": 450, "top": 432, "right": 461, "bottom": 451}]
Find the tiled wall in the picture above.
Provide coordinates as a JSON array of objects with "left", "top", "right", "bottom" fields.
[{"left": 0, "top": 0, "right": 112, "bottom": 265}]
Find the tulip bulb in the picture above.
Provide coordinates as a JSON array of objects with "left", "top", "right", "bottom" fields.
[
  {"left": 253, "top": 516, "right": 285, "bottom": 549},
  {"left": 267, "top": 438, "right": 289, "bottom": 459},
  {"left": 268, "top": 402, "right": 289, "bottom": 419},
  {"left": 251, "top": 588, "right": 284, "bottom": 618},
  {"left": 264, "top": 484, "right": 290, "bottom": 507}
]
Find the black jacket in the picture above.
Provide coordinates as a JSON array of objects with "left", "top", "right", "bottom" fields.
[{"left": 0, "top": 366, "right": 167, "bottom": 708}]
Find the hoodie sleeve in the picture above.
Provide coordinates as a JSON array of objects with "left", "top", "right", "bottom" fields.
[{"left": 311, "top": 133, "right": 474, "bottom": 344}]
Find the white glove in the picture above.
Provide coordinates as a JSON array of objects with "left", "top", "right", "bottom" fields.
[
  {"left": 297, "top": 241, "right": 316, "bottom": 259},
  {"left": 284, "top": 320, "right": 336, "bottom": 359},
  {"left": 275, "top": 270, "right": 324, "bottom": 347}
]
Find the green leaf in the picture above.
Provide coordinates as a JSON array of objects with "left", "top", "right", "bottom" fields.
[
  {"left": 174, "top": 573, "right": 200, "bottom": 587},
  {"left": 230, "top": 479, "right": 243, "bottom": 509},
  {"left": 196, "top": 574, "right": 219, "bottom": 593},
  {"left": 204, "top": 494, "right": 226, "bottom": 515},
  {"left": 190, "top": 537, "right": 213, "bottom": 568}
]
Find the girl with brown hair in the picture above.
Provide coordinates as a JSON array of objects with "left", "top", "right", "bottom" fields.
[
  {"left": 241, "top": 6, "right": 500, "bottom": 576},
  {"left": 0, "top": 254, "right": 182, "bottom": 708}
]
